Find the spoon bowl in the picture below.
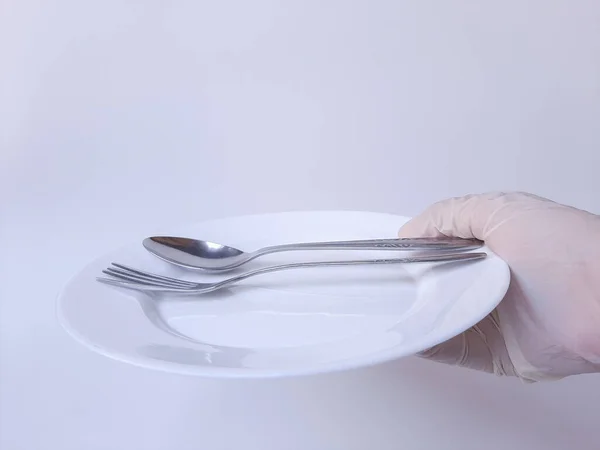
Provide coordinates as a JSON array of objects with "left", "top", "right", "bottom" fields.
[{"left": 143, "top": 237, "right": 250, "bottom": 270}]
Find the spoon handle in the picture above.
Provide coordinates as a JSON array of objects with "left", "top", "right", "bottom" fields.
[{"left": 257, "top": 237, "right": 482, "bottom": 256}]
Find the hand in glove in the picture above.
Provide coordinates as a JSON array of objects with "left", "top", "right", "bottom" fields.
[{"left": 398, "top": 192, "right": 600, "bottom": 381}]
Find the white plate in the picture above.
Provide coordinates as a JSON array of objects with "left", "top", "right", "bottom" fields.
[{"left": 57, "top": 211, "right": 509, "bottom": 378}]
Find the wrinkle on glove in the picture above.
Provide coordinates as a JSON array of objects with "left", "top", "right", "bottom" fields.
[{"left": 398, "top": 192, "right": 600, "bottom": 382}]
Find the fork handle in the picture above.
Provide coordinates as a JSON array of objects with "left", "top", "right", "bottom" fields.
[
  {"left": 98, "top": 252, "right": 488, "bottom": 294},
  {"left": 213, "top": 252, "right": 487, "bottom": 291}
]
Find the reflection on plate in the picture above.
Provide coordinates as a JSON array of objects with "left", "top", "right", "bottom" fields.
[{"left": 57, "top": 211, "right": 509, "bottom": 378}]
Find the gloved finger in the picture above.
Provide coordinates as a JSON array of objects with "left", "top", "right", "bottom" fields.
[{"left": 417, "top": 312, "right": 517, "bottom": 377}]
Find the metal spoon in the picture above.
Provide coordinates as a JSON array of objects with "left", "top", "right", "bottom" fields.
[{"left": 142, "top": 236, "right": 483, "bottom": 271}]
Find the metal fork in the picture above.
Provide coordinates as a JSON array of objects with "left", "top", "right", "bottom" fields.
[{"left": 97, "top": 252, "right": 487, "bottom": 295}]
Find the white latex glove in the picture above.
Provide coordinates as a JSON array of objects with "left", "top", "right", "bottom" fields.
[{"left": 398, "top": 192, "right": 600, "bottom": 382}]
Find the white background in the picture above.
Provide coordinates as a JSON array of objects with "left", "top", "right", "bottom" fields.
[{"left": 2, "top": 1, "right": 600, "bottom": 449}]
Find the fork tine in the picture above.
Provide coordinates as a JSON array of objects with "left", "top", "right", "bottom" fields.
[
  {"left": 96, "top": 277, "right": 194, "bottom": 292},
  {"left": 102, "top": 269, "right": 192, "bottom": 289},
  {"left": 110, "top": 263, "right": 197, "bottom": 286},
  {"left": 105, "top": 267, "right": 195, "bottom": 288}
]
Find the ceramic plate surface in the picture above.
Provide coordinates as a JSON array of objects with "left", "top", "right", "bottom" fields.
[{"left": 57, "top": 211, "right": 510, "bottom": 378}]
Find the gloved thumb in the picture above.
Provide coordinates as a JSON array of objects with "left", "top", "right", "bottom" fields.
[
  {"left": 398, "top": 191, "right": 549, "bottom": 241},
  {"left": 398, "top": 193, "right": 507, "bottom": 240}
]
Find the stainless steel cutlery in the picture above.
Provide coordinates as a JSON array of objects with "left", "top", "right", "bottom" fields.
[{"left": 98, "top": 251, "right": 486, "bottom": 295}]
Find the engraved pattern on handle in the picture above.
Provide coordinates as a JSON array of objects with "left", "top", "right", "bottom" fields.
[{"left": 258, "top": 238, "right": 482, "bottom": 256}]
